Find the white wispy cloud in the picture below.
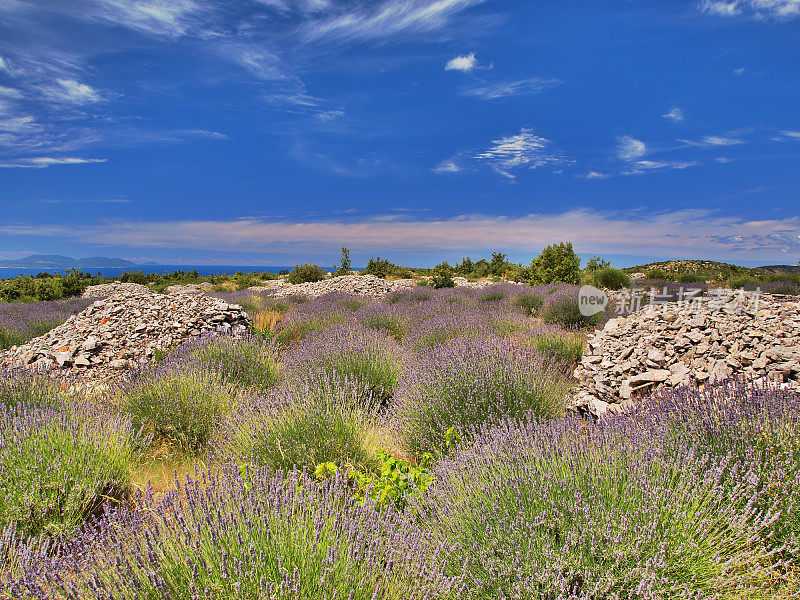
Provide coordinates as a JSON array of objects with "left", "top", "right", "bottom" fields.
[
  {"left": 623, "top": 159, "right": 699, "bottom": 175},
  {"left": 473, "top": 128, "right": 570, "bottom": 180},
  {"left": 0, "top": 116, "right": 39, "bottom": 133},
  {"left": 699, "top": 0, "right": 799, "bottom": 18},
  {"left": 255, "top": 0, "right": 331, "bottom": 14},
  {"left": 779, "top": 130, "right": 800, "bottom": 139},
  {"left": 0, "top": 86, "right": 22, "bottom": 99},
  {"left": 44, "top": 79, "right": 102, "bottom": 104},
  {"left": 463, "top": 77, "right": 561, "bottom": 100},
  {"left": 585, "top": 171, "right": 610, "bottom": 180},
  {"left": 0, "top": 56, "right": 8, "bottom": 71},
  {"left": 432, "top": 158, "right": 462, "bottom": 173},
  {"left": 681, "top": 135, "right": 745, "bottom": 147},
  {"left": 88, "top": 0, "right": 209, "bottom": 37},
  {"left": 662, "top": 107, "right": 685, "bottom": 122},
  {"left": 303, "top": 0, "right": 488, "bottom": 42},
  {"left": 4, "top": 209, "right": 798, "bottom": 259},
  {"left": 0, "top": 156, "right": 106, "bottom": 168},
  {"left": 445, "top": 52, "right": 476, "bottom": 71},
  {"left": 701, "top": 1, "right": 741, "bottom": 15},
  {"left": 616, "top": 136, "right": 647, "bottom": 161}
]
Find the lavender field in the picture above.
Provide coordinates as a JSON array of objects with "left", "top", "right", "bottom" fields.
[
  {"left": 0, "top": 297, "right": 95, "bottom": 351},
  {"left": 2, "top": 284, "right": 800, "bottom": 599}
]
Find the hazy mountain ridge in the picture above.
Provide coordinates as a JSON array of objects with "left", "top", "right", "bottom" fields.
[{"left": 0, "top": 255, "right": 137, "bottom": 269}]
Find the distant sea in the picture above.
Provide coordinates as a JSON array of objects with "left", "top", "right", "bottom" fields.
[{"left": 0, "top": 265, "right": 295, "bottom": 279}]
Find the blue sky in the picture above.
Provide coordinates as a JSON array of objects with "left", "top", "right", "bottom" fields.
[{"left": 0, "top": 0, "right": 798, "bottom": 268}]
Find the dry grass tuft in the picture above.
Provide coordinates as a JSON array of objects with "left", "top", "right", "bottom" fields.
[{"left": 254, "top": 309, "right": 284, "bottom": 333}]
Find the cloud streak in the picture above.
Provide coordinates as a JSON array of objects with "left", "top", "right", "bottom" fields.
[
  {"left": 302, "top": 0, "right": 488, "bottom": 42},
  {"left": 699, "top": 0, "right": 800, "bottom": 18},
  {"left": 463, "top": 77, "right": 561, "bottom": 100},
  {"left": 0, "top": 156, "right": 106, "bottom": 168},
  {"left": 474, "top": 128, "right": 570, "bottom": 179},
  {"left": 2, "top": 210, "right": 798, "bottom": 260},
  {"left": 616, "top": 136, "right": 647, "bottom": 161}
]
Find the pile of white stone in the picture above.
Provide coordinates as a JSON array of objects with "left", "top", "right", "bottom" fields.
[
  {"left": 273, "top": 274, "right": 416, "bottom": 298},
  {"left": 2, "top": 286, "right": 248, "bottom": 379},
  {"left": 82, "top": 282, "right": 150, "bottom": 297},
  {"left": 573, "top": 291, "right": 800, "bottom": 417}
]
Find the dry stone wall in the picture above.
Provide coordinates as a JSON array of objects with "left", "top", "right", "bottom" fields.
[
  {"left": 2, "top": 284, "right": 248, "bottom": 380},
  {"left": 573, "top": 290, "right": 800, "bottom": 417}
]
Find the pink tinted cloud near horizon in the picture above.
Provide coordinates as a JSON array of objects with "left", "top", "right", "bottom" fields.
[{"left": 1, "top": 209, "right": 799, "bottom": 260}]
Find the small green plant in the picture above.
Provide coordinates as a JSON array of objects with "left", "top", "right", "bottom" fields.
[
  {"left": 430, "top": 262, "right": 455, "bottom": 288},
  {"left": 285, "top": 263, "right": 326, "bottom": 284},
  {"left": 316, "top": 451, "right": 434, "bottom": 511},
  {"left": 531, "top": 334, "right": 584, "bottom": 365}
]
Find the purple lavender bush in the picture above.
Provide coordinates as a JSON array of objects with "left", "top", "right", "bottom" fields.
[
  {"left": 393, "top": 335, "right": 572, "bottom": 457},
  {"left": 272, "top": 296, "right": 351, "bottom": 343},
  {"left": 0, "top": 399, "right": 132, "bottom": 539},
  {"left": 119, "top": 349, "right": 235, "bottom": 457},
  {"left": 7, "top": 467, "right": 461, "bottom": 600},
  {"left": 356, "top": 302, "right": 411, "bottom": 341},
  {"left": 0, "top": 367, "right": 66, "bottom": 410},
  {"left": 282, "top": 323, "right": 405, "bottom": 407},
  {"left": 0, "top": 297, "right": 94, "bottom": 350},
  {"left": 420, "top": 382, "right": 800, "bottom": 599},
  {"left": 188, "top": 330, "right": 280, "bottom": 392},
  {"left": 220, "top": 377, "right": 382, "bottom": 475}
]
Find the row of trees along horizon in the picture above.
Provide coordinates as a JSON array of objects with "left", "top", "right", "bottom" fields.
[{"left": 2, "top": 241, "right": 799, "bottom": 303}]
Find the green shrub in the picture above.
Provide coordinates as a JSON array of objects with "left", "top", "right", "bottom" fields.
[
  {"left": 727, "top": 274, "right": 759, "bottom": 289},
  {"left": 285, "top": 263, "right": 326, "bottom": 284},
  {"left": 364, "top": 257, "right": 394, "bottom": 279},
  {"left": 489, "top": 251, "right": 509, "bottom": 276},
  {"left": 530, "top": 242, "right": 581, "bottom": 284},
  {"left": 678, "top": 271, "right": 705, "bottom": 283},
  {"left": 585, "top": 256, "right": 611, "bottom": 271},
  {"left": 583, "top": 266, "right": 630, "bottom": 290},
  {"left": 120, "top": 368, "right": 233, "bottom": 457},
  {"left": 513, "top": 292, "right": 544, "bottom": 316},
  {"left": 540, "top": 293, "right": 598, "bottom": 328},
  {"left": 646, "top": 267, "right": 670, "bottom": 279},
  {"left": 0, "top": 403, "right": 132, "bottom": 538},
  {"left": 430, "top": 262, "right": 455, "bottom": 289}
]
